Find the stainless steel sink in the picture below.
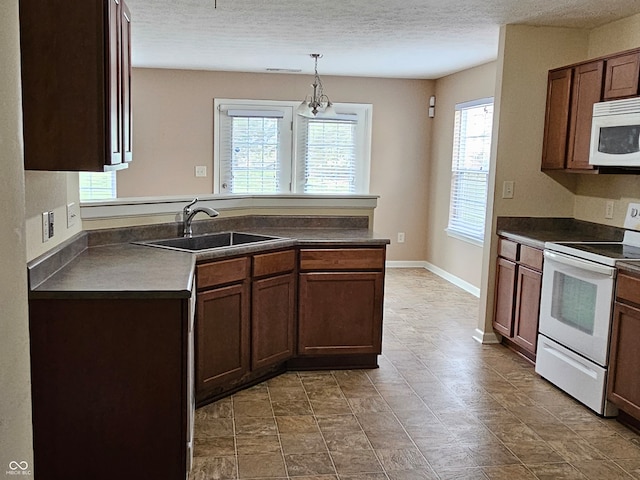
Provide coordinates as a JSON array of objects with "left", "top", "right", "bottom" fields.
[{"left": 137, "top": 232, "right": 281, "bottom": 252}]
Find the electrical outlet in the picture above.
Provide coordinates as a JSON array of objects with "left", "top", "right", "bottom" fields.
[
  {"left": 502, "top": 181, "right": 514, "bottom": 199},
  {"left": 397, "top": 232, "right": 405, "bottom": 243},
  {"left": 195, "top": 166, "right": 207, "bottom": 177},
  {"left": 42, "top": 212, "right": 50, "bottom": 242},
  {"left": 605, "top": 200, "right": 614, "bottom": 219},
  {"left": 67, "top": 202, "right": 78, "bottom": 228}
]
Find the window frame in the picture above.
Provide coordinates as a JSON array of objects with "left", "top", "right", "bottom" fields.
[
  {"left": 446, "top": 97, "right": 494, "bottom": 246},
  {"left": 78, "top": 171, "right": 117, "bottom": 202},
  {"left": 213, "top": 98, "right": 372, "bottom": 195}
]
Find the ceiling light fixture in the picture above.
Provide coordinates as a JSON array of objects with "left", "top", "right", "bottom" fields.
[{"left": 296, "top": 54, "right": 337, "bottom": 118}]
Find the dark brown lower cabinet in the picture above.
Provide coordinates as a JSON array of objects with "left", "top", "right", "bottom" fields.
[
  {"left": 493, "top": 238, "right": 542, "bottom": 361},
  {"left": 608, "top": 272, "right": 640, "bottom": 422},
  {"left": 252, "top": 273, "right": 296, "bottom": 369},
  {"left": 298, "top": 272, "right": 383, "bottom": 356},
  {"left": 196, "top": 282, "right": 250, "bottom": 400},
  {"left": 29, "top": 296, "right": 192, "bottom": 480}
]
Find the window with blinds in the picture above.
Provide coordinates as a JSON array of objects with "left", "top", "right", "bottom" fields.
[
  {"left": 79, "top": 171, "right": 117, "bottom": 202},
  {"left": 217, "top": 107, "right": 292, "bottom": 194},
  {"left": 214, "top": 100, "right": 371, "bottom": 195},
  {"left": 447, "top": 98, "right": 494, "bottom": 244},
  {"left": 296, "top": 116, "right": 358, "bottom": 194}
]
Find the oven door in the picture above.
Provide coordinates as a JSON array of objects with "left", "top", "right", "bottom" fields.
[{"left": 539, "top": 250, "right": 616, "bottom": 366}]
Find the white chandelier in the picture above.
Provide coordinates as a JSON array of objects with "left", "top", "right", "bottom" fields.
[{"left": 296, "top": 54, "right": 337, "bottom": 118}]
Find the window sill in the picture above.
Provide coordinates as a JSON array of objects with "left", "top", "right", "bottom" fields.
[
  {"left": 80, "top": 194, "right": 379, "bottom": 220},
  {"left": 445, "top": 228, "right": 484, "bottom": 247}
]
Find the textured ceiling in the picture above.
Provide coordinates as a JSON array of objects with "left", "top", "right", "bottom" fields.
[{"left": 125, "top": 0, "right": 640, "bottom": 79}]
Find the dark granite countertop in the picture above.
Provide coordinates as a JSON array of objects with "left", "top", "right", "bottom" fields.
[
  {"left": 496, "top": 217, "right": 625, "bottom": 250},
  {"left": 28, "top": 218, "right": 390, "bottom": 300}
]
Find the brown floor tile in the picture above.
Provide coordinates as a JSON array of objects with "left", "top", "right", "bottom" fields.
[
  {"left": 547, "top": 438, "right": 605, "bottom": 462},
  {"left": 238, "top": 452, "right": 287, "bottom": 478},
  {"left": 365, "top": 429, "right": 415, "bottom": 450},
  {"left": 588, "top": 434, "right": 640, "bottom": 459},
  {"left": 276, "top": 415, "right": 320, "bottom": 434},
  {"left": 526, "top": 462, "right": 589, "bottom": 479},
  {"left": 418, "top": 443, "right": 477, "bottom": 472},
  {"left": 320, "top": 430, "right": 369, "bottom": 452},
  {"left": 309, "top": 398, "right": 352, "bottom": 415},
  {"left": 482, "top": 464, "right": 538, "bottom": 479},
  {"left": 283, "top": 453, "right": 335, "bottom": 476},
  {"left": 573, "top": 459, "right": 635, "bottom": 479},
  {"left": 355, "top": 412, "right": 404, "bottom": 433},
  {"left": 234, "top": 398, "right": 274, "bottom": 417},
  {"left": 194, "top": 417, "right": 234, "bottom": 438},
  {"left": 305, "top": 387, "right": 345, "bottom": 401},
  {"left": 235, "top": 416, "right": 278, "bottom": 436},
  {"left": 280, "top": 432, "right": 327, "bottom": 455},
  {"left": 193, "top": 436, "right": 235, "bottom": 457},
  {"left": 340, "top": 385, "right": 381, "bottom": 399},
  {"left": 464, "top": 443, "right": 520, "bottom": 467},
  {"left": 317, "top": 414, "right": 363, "bottom": 433},
  {"left": 236, "top": 434, "right": 282, "bottom": 455},
  {"left": 504, "top": 440, "right": 564, "bottom": 464},
  {"left": 615, "top": 459, "right": 640, "bottom": 478},
  {"left": 272, "top": 400, "right": 314, "bottom": 416},
  {"left": 374, "top": 447, "right": 429, "bottom": 471},
  {"left": 196, "top": 398, "right": 233, "bottom": 419},
  {"left": 269, "top": 386, "right": 309, "bottom": 402},
  {"left": 330, "top": 450, "right": 383, "bottom": 475},
  {"left": 436, "top": 467, "right": 489, "bottom": 479},
  {"left": 385, "top": 469, "right": 439, "bottom": 480},
  {"left": 347, "top": 397, "right": 392, "bottom": 414},
  {"left": 191, "top": 456, "right": 237, "bottom": 480},
  {"left": 267, "top": 372, "right": 303, "bottom": 388}
]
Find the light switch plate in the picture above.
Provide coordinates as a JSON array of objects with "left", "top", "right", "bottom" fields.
[
  {"left": 605, "top": 201, "right": 614, "bottom": 219},
  {"left": 67, "top": 202, "right": 78, "bottom": 228},
  {"left": 195, "top": 166, "right": 207, "bottom": 177},
  {"left": 502, "top": 181, "right": 514, "bottom": 199},
  {"left": 42, "top": 212, "right": 50, "bottom": 242}
]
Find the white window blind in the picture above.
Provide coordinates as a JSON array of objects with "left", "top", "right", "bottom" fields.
[
  {"left": 217, "top": 106, "right": 292, "bottom": 194},
  {"left": 296, "top": 116, "right": 357, "bottom": 194},
  {"left": 447, "top": 98, "right": 494, "bottom": 244},
  {"left": 79, "top": 171, "right": 116, "bottom": 202}
]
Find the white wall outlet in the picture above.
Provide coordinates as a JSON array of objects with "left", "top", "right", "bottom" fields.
[
  {"left": 195, "top": 166, "right": 207, "bottom": 177},
  {"left": 502, "top": 181, "right": 515, "bottom": 199},
  {"left": 605, "top": 200, "right": 615, "bottom": 219},
  {"left": 67, "top": 202, "right": 78, "bottom": 228},
  {"left": 48, "top": 211, "right": 54, "bottom": 238},
  {"left": 397, "top": 232, "right": 405, "bottom": 243},
  {"left": 42, "top": 212, "right": 50, "bottom": 242}
]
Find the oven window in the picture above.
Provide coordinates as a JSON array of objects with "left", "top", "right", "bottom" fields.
[
  {"left": 598, "top": 125, "right": 640, "bottom": 155},
  {"left": 550, "top": 272, "right": 597, "bottom": 334}
]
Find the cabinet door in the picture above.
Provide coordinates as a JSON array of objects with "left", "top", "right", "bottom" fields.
[
  {"left": 108, "top": 0, "right": 123, "bottom": 166},
  {"left": 604, "top": 52, "right": 640, "bottom": 100},
  {"left": 196, "top": 283, "right": 250, "bottom": 399},
  {"left": 566, "top": 61, "right": 603, "bottom": 170},
  {"left": 298, "top": 272, "right": 383, "bottom": 356},
  {"left": 512, "top": 265, "right": 542, "bottom": 355},
  {"left": 493, "top": 257, "right": 516, "bottom": 337},
  {"left": 121, "top": 1, "right": 133, "bottom": 163},
  {"left": 252, "top": 273, "right": 296, "bottom": 370},
  {"left": 542, "top": 68, "right": 573, "bottom": 170},
  {"left": 607, "top": 302, "right": 640, "bottom": 418}
]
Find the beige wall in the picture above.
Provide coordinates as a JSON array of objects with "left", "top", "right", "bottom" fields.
[
  {"left": 0, "top": 0, "right": 33, "bottom": 470},
  {"left": 118, "top": 69, "right": 435, "bottom": 261},
  {"left": 479, "top": 25, "right": 590, "bottom": 335},
  {"left": 427, "top": 62, "right": 497, "bottom": 289},
  {"left": 574, "top": 13, "right": 640, "bottom": 226}
]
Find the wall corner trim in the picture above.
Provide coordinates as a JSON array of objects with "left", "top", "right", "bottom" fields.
[{"left": 472, "top": 329, "right": 501, "bottom": 344}]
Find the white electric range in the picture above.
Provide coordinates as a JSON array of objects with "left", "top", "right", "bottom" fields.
[{"left": 536, "top": 205, "right": 640, "bottom": 417}]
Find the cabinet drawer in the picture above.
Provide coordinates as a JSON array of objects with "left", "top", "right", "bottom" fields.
[
  {"left": 617, "top": 273, "right": 640, "bottom": 305},
  {"left": 197, "top": 257, "right": 249, "bottom": 289},
  {"left": 299, "top": 248, "right": 385, "bottom": 271},
  {"left": 498, "top": 239, "right": 519, "bottom": 261},
  {"left": 253, "top": 250, "right": 296, "bottom": 277},
  {"left": 520, "top": 245, "right": 543, "bottom": 271}
]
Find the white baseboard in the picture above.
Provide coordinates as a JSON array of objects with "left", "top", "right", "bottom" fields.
[
  {"left": 387, "top": 261, "right": 481, "bottom": 298},
  {"left": 472, "top": 329, "right": 501, "bottom": 344}
]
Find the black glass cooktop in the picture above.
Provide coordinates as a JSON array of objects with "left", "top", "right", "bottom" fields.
[{"left": 558, "top": 242, "right": 640, "bottom": 260}]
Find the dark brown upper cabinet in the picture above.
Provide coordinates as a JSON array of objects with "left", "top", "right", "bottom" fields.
[
  {"left": 541, "top": 48, "right": 640, "bottom": 173},
  {"left": 19, "top": 0, "right": 133, "bottom": 171}
]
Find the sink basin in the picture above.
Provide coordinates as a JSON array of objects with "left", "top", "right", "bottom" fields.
[{"left": 139, "top": 232, "right": 281, "bottom": 252}]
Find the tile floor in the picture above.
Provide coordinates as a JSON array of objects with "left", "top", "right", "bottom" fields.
[{"left": 191, "top": 268, "right": 640, "bottom": 479}]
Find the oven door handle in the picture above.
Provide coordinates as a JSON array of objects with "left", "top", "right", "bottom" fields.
[{"left": 543, "top": 250, "right": 616, "bottom": 277}]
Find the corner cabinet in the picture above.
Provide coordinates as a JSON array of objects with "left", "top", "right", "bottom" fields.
[
  {"left": 294, "top": 247, "right": 385, "bottom": 368},
  {"left": 493, "top": 238, "right": 543, "bottom": 361},
  {"left": 607, "top": 271, "right": 640, "bottom": 424},
  {"left": 541, "top": 48, "right": 640, "bottom": 173},
  {"left": 19, "top": 0, "right": 133, "bottom": 171}
]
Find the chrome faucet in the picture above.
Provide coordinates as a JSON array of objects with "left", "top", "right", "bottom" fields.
[{"left": 182, "top": 198, "right": 219, "bottom": 237}]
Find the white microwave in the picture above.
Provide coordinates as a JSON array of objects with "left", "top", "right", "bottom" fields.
[{"left": 589, "top": 97, "right": 640, "bottom": 167}]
